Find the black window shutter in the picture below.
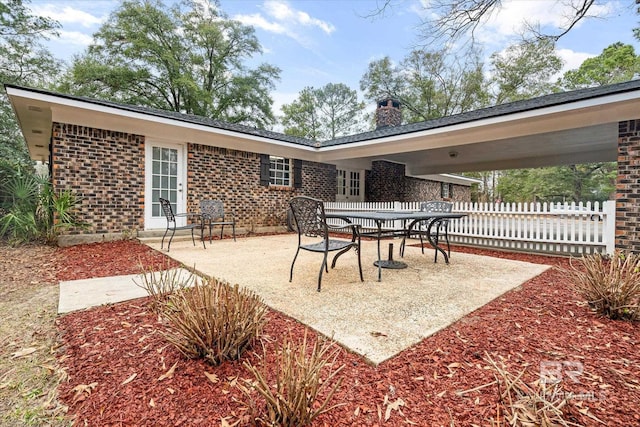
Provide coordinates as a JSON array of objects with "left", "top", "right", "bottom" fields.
[
  {"left": 259, "top": 154, "right": 270, "bottom": 186},
  {"left": 293, "top": 159, "right": 303, "bottom": 188},
  {"left": 440, "top": 182, "right": 445, "bottom": 198},
  {"left": 449, "top": 183, "right": 454, "bottom": 198}
]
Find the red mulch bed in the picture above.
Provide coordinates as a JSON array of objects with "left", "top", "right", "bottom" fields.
[{"left": 55, "top": 240, "right": 640, "bottom": 426}]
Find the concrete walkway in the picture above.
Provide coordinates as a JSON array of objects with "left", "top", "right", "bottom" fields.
[{"left": 58, "top": 268, "right": 193, "bottom": 314}]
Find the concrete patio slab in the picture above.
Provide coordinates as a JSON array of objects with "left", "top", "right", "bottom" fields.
[{"left": 144, "top": 234, "right": 550, "bottom": 365}]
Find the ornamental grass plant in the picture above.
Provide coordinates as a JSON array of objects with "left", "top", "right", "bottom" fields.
[
  {"left": 162, "top": 278, "right": 267, "bottom": 365},
  {"left": 568, "top": 251, "right": 640, "bottom": 321},
  {"left": 484, "top": 354, "right": 577, "bottom": 427},
  {"left": 241, "top": 332, "right": 345, "bottom": 427}
]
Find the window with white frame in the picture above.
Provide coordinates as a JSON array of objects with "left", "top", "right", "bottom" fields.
[
  {"left": 269, "top": 156, "right": 292, "bottom": 186},
  {"left": 441, "top": 182, "right": 453, "bottom": 199},
  {"left": 336, "top": 169, "right": 347, "bottom": 196},
  {"left": 349, "top": 171, "right": 360, "bottom": 196}
]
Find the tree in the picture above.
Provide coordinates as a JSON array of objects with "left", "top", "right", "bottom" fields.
[
  {"left": 490, "top": 39, "right": 563, "bottom": 104},
  {"left": 396, "top": 0, "right": 615, "bottom": 47},
  {"left": 360, "top": 48, "right": 489, "bottom": 124},
  {"left": 0, "top": 0, "right": 60, "bottom": 168},
  {"left": 58, "top": 0, "right": 280, "bottom": 129},
  {"left": 497, "top": 164, "right": 616, "bottom": 203},
  {"left": 281, "top": 83, "right": 366, "bottom": 140},
  {"left": 558, "top": 42, "right": 640, "bottom": 90}
]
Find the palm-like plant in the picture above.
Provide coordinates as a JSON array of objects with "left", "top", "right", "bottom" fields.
[
  {"left": 0, "top": 169, "right": 41, "bottom": 243},
  {"left": 0, "top": 168, "right": 87, "bottom": 245}
]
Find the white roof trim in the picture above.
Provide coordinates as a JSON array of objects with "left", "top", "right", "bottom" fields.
[{"left": 6, "top": 86, "right": 318, "bottom": 153}]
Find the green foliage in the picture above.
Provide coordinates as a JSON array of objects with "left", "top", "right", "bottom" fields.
[
  {"left": 568, "top": 251, "right": 640, "bottom": 321},
  {"left": 559, "top": 42, "right": 640, "bottom": 90},
  {"left": 162, "top": 278, "right": 267, "bottom": 365},
  {"left": 281, "top": 83, "right": 366, "bottom": 140},
  {"left": 0, "top": 169, "right": 86, "bottom": 245},
  {"left": 497, "top": 164, "right": 615, "bottom": 203},
  {"left": 0, "top": 0, "right": 61, "bottom": 166},
  {"left": 490, "top": 39, "right": 563, "bottom": 104},
  {"left": 58, "top": 0, "right": 280, "bottom": 129},
  {"left": 360, "top": 48, "right": 489, "bottom": 123},
  {"left": 241, "top": 332, "right": 344, "bottom": 426}
]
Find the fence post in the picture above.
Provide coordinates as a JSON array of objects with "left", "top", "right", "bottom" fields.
[{"left": 603, "top": 200, "right": 616, "bottom": 255}]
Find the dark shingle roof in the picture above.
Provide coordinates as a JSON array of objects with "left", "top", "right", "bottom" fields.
[
  {"left": 324, "top": 79, "right": 640, "bottom": 147},
  {"left": 7, "top": 79, "right": 640, "bottom": 149}
]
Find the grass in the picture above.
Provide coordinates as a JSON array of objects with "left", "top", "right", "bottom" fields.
[{"left": 0, "top": 245, "right": 69, "bottom": 427}]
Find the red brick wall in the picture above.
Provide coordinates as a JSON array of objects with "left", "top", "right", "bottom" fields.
[
  {"left": 52, "top": 124, "right": 470, "bottom": 239},
  {"left": 51, "top": 123, "right": 145, "bottom": 235},
  {"left": 616, "top": 120, "right": 640, "bottom": 251},
  {"left": 366, "top": 160, "right": 471, "bottom": 202},
  {"left": 51, "top": 126, "right": 336, "bottom": 238},
  {"left": 187, "top": 144, "right": 335, "bottom": 230}
]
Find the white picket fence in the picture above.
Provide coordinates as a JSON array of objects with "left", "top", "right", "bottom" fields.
[{"left": 325, "top": 200, "right": 616, "bottom": 256}]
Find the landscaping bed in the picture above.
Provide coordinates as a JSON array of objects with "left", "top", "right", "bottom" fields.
[{"left": 14, "top": 240, "right": 640, "bottom": 425}]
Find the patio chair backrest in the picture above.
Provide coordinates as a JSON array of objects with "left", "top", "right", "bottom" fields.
[
  {"left": 200, "top": 200, "right": 224, "bottom": 219},
  {"left": 420, "top": 201, "right": 453, "bottom": 213},
  {"left": 289, "top": 196, "right": 328, "bottom": 238},
  {"left": 159, "top": 198, "right": 176, "bottom": 222}
]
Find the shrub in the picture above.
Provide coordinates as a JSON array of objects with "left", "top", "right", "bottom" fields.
[
  {"left": 133, "top": 262, "right": 196, "bottom": 312},
  {"left": 0, "top": 169, "right": 87, "bottom": 245},
  {"left": 568, "top": 251, "right": 640, "bottom": 321},
  {"left": 484, "top": 354, "right": 573, "bottom": 427},
  {"left": 241, "top": 332, "right": 345, "bottom": 426},
  {"left": 162, "top": 278, "right": 267, "bottom": 365}
]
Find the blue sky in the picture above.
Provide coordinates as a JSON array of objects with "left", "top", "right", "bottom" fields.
[{"left": 29, "top": 0, "right": 640, "bottom": 114}]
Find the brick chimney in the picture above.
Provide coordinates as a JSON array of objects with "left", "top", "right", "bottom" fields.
[{"left": 375, "top": 98, "right": 402, "bottom": 129}]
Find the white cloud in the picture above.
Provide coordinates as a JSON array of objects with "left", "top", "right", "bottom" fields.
[
  {"left": 57, "top": 30, "right": 94, "bottom": 47},
  {"left": 263, "top": 0, "right": 335, "bottom": 34},
  {"left": 233, "top": 0, "right": 335, "bottom": 49},
  {"left": 556, "top": 48, "right": 595, "bottom": 73},
  {"left": 476, "top": 0, "right": 617, "bottom": 48},
  {"left": 234, "top": 13, "right": 288, "bottom": 34},
  {"left": 31, "top": 4, "right": 104, "bottom": 28}
]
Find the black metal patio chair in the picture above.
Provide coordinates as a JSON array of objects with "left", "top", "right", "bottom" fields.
[
  {"left": 200, "top": 200, "right": 236, "bottom": 242},
  {"left": 289, "top": 196, "right": 363, "bottom": 292},
  {"left": 159, "top": 198, "right": 205, "bottom": 251},
  {"left": 416, "top": 201, "right": 453, "bottom": 262}
]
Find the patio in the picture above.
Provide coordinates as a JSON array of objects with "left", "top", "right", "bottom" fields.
[{"left": 145, "top": 234, "right": 549, "bottom": 365}]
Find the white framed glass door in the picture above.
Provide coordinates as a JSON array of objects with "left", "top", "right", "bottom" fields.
[
  {"left": 336, "top": 168, "right": 364, "bottom": 202},
  {"left": 145, "top": 142, "right": 187, "bottom": 229}
]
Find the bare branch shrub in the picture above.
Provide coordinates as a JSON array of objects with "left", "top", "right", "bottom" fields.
[
  {"left": 241, "top": 332, "right": 345, "bottom": 426},
  {"left": 568, "top": 251, "right": 640, "bottom": 321},
  {"left": 133, "top": 261, "right": 197, "bottom": 311},
  {"left": 162, "top": 279, "right": 267, "bottom": 365},
  {"left": 484, "top": 354, "right": 578, "bottom": 427}
]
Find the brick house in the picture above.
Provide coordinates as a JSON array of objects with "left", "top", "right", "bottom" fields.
[{"left": 5, "top": 81, "right": 640, "bottom": 251}]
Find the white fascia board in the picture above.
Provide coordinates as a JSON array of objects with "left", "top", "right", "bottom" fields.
[
  {"left": 7, "top": 87, "right": 318, "bottom": 154},
  {"left": 413, "top": 174, "right": 482, "bottom": 186}
]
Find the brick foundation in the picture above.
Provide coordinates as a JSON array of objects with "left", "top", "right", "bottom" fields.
[{"left": 616, "top": 120, "right": 640, "bottom": 252}]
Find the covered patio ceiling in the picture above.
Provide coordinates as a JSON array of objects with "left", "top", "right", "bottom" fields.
[{"left": 6, "top": 80, "right": 640, "bottom": 174}]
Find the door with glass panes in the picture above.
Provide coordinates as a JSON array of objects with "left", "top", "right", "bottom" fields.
[
  {"left": 336, "top": 168, "right": 364, "bottom": 202},
  {"left": 145, "top": 142, "right": 187, "bottom": 229}
]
